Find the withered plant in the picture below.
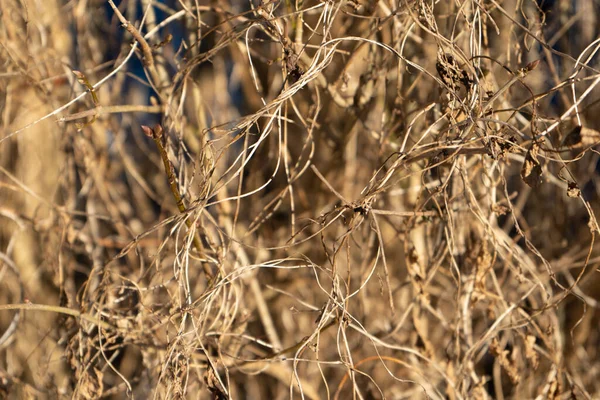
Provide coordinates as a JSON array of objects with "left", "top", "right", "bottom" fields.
[{"left": 1, "top": 0, "right": 600, "bottom": 398}]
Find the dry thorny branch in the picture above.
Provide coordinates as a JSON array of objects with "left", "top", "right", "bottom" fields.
[{"left": 1, "top": 0, "right": 600, "bottom": 398}]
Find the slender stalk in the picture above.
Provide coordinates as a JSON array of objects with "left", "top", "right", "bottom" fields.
[
  {"left": 142, "top": 125, "right": 214, "bottom": 280},
  {"left": 0, "top": 303, "right": 115, "bottom": 331},
  {"left": 107, "top": 0, "right": 160, "bottom": 87}
]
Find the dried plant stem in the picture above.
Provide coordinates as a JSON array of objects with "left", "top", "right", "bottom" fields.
[
  {"left": 0, "top": 303, "right": 115, "bottom": 331},
  {"left": 58, "top": 104, "right": 163, "bottom": 122},
  {"left": 142, "top": 125, "right": 214, "bottom": 280},
  {"left": 238, "top": 318, "right": 338, "bottom": 367},
  {"left": 107, "top": 0, "right": 161, "bottom": 88}
]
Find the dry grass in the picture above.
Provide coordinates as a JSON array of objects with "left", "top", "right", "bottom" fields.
[{"left": 1, "top": 0, "right": 600, "bottom": 398}]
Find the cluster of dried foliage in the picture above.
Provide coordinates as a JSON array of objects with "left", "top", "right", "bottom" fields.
[{"left": 2, "top": 0, "right": 600, "bottom": 398}]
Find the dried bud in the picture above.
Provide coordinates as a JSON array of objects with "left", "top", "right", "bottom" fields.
[
  {"left": 72, "top": 70, "right": 86, "bottom": 84},
  {"left": 525, "top": 59, "right": 540, "bottom": 73},
  {"left": 153, "top": 124, "right": 164, "bottom": 139},
  {"left": 141, "top": 125, "right": 154, "bottom": 138}
]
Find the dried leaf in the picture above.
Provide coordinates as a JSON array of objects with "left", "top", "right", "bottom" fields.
[
  {"left": 525, "top": 335, "right": 539, "bottom": 370},
  {"left": 567, "top": 181, "right": 580, "bottom": 198},
  {"left": 580, "top": 126, "right": 600, "bottom": 146},
  {"left": 205, "top": 367, "right": 228, "bottom": 400},
  {"left": 563, "top": 126, "right": 582, "bottom": 148},
  {"left": 564, "top": 125, "right": 600, "bottom": 149},
  {"left": 492, "top": 203, "right": 509, "bottom": 216},
  {"left": 521, "top": 142, "right": 543, "bottom": 187},
  {"left": 490, "top": 338, "right": 521, "bottom": 385},
  {"left": 436, "top": 53, "right": 472, "bottom": 90},
  {"left": 588, "top": 207, "right": 600, "bottom": 233},
  {"left": 78, "top": 367, "right": 104, "bottom": 399}
]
